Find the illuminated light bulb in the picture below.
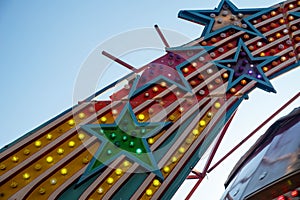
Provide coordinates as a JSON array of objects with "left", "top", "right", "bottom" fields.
[
  {"left": 121, "top": 136, "right": 127, "bottom": 142},
  {"left": 100, "top": 116, "right": 107, "bottom": 123},
  {"left": 280, "top": 56, "right": 287, "bottom": 62},
  {"left": 208, "top": 84, "right": 214, "bottom": 90},
  {"left": 171, "top": 156, "right": 178, "bottom": 163},
  {"left": 136, "top": 148, "right": 142, "bottom": 154},
  {"left": 82, "top": 157, "right": 89, "bottom": 164},
  {"left": 23, "top": 149, "right": 30, "bottom": 155},
  {"left": 192, "top": 62, "right": 197, "bottom": 67},
  {"left": 112, "top": 109, "right": 118, "bottom": 116},
  {"left": 123, "top": 160, "right": 130, "bottom": 167},
  {"left": 10, "top": 181, "right": 18, "bottom": 188},
  {"left": 163, "top": 166, "right": 170, "bottom": 173},
  {"left": 211, "top": 37, "right": 217, "bottom": 43},
  {"left": 144, "top": 92, "right": 149, "bottom": 97},
  {"left": 291, "top": 25, "right": 298, "bottom": 31},
  {"left": 178, "top": 147, "right": 185, "bottom": 154},
  {"left": 34, "top": 164, "right": 42, "bottom": 171},
  {"left": 289, "top": 52, "right": 296, "bottom": 57},
  {"left": 230, "top": 88, "right": 236, "bottom": 93},
  {"left": 178, "top": 107, "right": 184, "bottom": 113},
  {"left": 257, "top": 42, "right": 263, "bottom": 47},
  {"left": 227, "top": 43, "right": 234, "bottom": 48},
  {"left": 288, "top": 4, "right": 295, "bottom": 9},
  {"left": 271, "top": 11, "right": 277, "bottom": 16},
  {"left": 295, "top": 36, "right": 300, "bottom": 42},
  {"left": 60, "top": 168, "right": 68, "bottom": 175},
  {"left": 270, "top": 22, "right": 277, "bottom": 28},
  {"left": 57, "top": 148, "right": 64, "bottom": 155},
  {"left": 268, "top": 37, "right": 274, "bottom": 42},
  {"left": 46, "top": 156, "right": 54, "bottom": 163},
  {"left": 263, "top": 67, "right": 268, "bottom": 72},
  {"left": 39, "top": 188, "right": 46, "bottom": 195},
  {"left": 23, "top": 172, "right": 30, "bottom": 180},
  {"left": 183, "top": 68, "right": 189, "bottom": 73},
  {"left": 275, "top": 33, "right": 281, "bottom": 38},
  {"left": 207, "top": 112, "right": 213, "bottom": 118},
  {"left": 248, "top": 45, "right": 255, "bottom": 51},
  {"left": 199, "top": 120, "right": 206, "bottom": 127},
  {"left": 129, "top": 141, "right": 135, "bottom": 147},
  {"left": 260, "top": 52, "right": 265, "bottom": 57},
  {"left": 68, "top": 119, "right": 75, "bottom": 126},
  {"left": 77, "top": 113, "right": 86, "bottom": 121},
  {"left": 148, "top": 138, "right": 154, "bottom": 145},
  {"left": 298, "top": 0, "right": 300, "bottom": 6},
  {"left": 78, "top": 133, "right": 85, "bottom": 140},
  {"left": 270, "top": 49, "right": 276, "bottom": 55},
  {"left": 190, "top": 80, "right": 197, "bottom": 86},
  {"left": 272, "top": 61, "right": 278, "bottom": 66},
  {"left": 138, "top": 114, "right": 145, "bottom": 121},
  {"left": 283, "top": 29, "right": 289, "bottom": 34},
  {"left": 68, "top": 141, "right": 75, "bottom": 148},
  {"left": 262, "top": 15, "right": 268, "bottom": 20},
  {"left": 279, "top": 19, "right": 285, "bottom": 24},
  {"left": 175, "top": 91, "right": 181, "bottom": 96},
  {"left": 152, "top": 86, "right": 159, "bottom": 92},
  {"left": 153, "top": 179, "right": 160, "bottom": 187},
  {"left": 192, "top": 129, "right": 200, "bottom": 136},
  {"left": 146, "top": 189, "right": 153, "bottom": 196},
  {"left": 0, "top": 163, "right": 6, "bottom": 170},
  {"left": 243, "top": 34, "right": 250, "bottom": 40},
  {"left": 214, "top": 102, "right": 221, "bottom": 109},
  {"left": 207, "top": 68, "right": 213, "bottom": 74},
  {"left": 201, "top": 41, "right": 207, "bottom": 46},
  {"left": 240, "top": 79, "right": 247, "bottom": 85},
  {"left": 35, "top": 140, "right": 42, "bottom": 147},
  {"left": 277, "top": 195, "right": 286, "bottom": 200},
  {"left": 107, "top": 149, "right": 112, "bottom": 155},
  {"left": 11, "top": 156, "right": 19, "bottom": 163},
  {"left": 46, "top": 134, "right": 52, "bottom": 140},
  {"left": 198, "top": 74, "right": 205, "bottom": 80},
  {"left": 160, "top": 81, "right": 167, "bottom": 87},
  {"left": 261, "top": 27, "right": 268, "bottom": 32},
  {"left": 97, "top": 187, "right": 104, "bottom": 194},
  {"left": 115, "top": 168, "right": 123, "bottom": 176},
  {"left": 169, "top": 115, "right": 176, "bottom": 121},
  {"left": 291, "top": 189, "right": 299, "bottom": 197},
  {"left": 222, "top": 73, "right": 229, "bottom": 79},
  {"left": 106, "top": 177, "right": 114, "bottom": 185},
  {"left": 50, "top": 178, "right": 57, "bottom": 185}
]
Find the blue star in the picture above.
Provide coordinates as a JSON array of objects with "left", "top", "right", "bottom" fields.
[
  {"left": 213, "top": 39, "right": 277, "bottom": 93},
  {"left": 79, "top": 103, "right": 170, "bottom": 183},
  {"left": 178, "top": 0, "right": 273, "bottom": 39}
]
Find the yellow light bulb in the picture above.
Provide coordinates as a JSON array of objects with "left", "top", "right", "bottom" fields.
[
  {"left": 68, "top": 141, "right": 75, "bottom": 148},
  {"left": 57, "top": 148, "right": 64, "bottom": 155},
  {"left": 68, "top": 119, "right": 75, "bottom": 126},
  {"left": 146, "top": 189, "right": 153, "bottom": 196},
  {"left": 78, "top": 112, "right": 85, "bottom": 119},
  {"left": 23, "top": 173, "right": 30, "bottom": 180},
  {"left": 60, "top": 168, "right": 68, "bottom": 175},
  {"left": 35, "top": 140, "right": 42, "bottom": 147},
  {"left": 163, "top": 166, "right": 170, "bottom": 173},
  {"left": 115, "top": 168, "right": 122, "bottom": 176},
  {"left": 46, "top": 156, "right": 54, "bottom": 163},
  {"left": 199, "top": 120, "right": 206, "bottom": 127},
  {"left": 153, "top": 179, "right": 160, "bottom": 187},
  {"left": 148, "top": 138, "right": 154, "bottom": 145},
  {"left": 106, "top": 177, "right": 114, "bottom": 184}
]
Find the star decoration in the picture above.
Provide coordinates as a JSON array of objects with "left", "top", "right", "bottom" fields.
[
  {"left": 134, "top": 45, "right": 214, "bottom": 96},
  {"left": 178, "top": 0, "right": 272, "bottom": 38},
  {"left": 79, "top": 104, "right": 170, "bottom": 182},
  {"left": 213, "top": 39, "right": 277, "bottom": 93}
]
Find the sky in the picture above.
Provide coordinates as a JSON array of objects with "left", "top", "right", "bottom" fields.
[{"left": 0, "top": 0, "right": 299, "bottom": 199}]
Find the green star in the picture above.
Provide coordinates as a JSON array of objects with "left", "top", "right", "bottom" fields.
[{"left": 79, "top": 104, "right": 169, "bottom": 182}]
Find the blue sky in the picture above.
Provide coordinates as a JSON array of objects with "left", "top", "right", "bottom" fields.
[{"left": 0, "top": 0, "right": 299, "bottom": 199}]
